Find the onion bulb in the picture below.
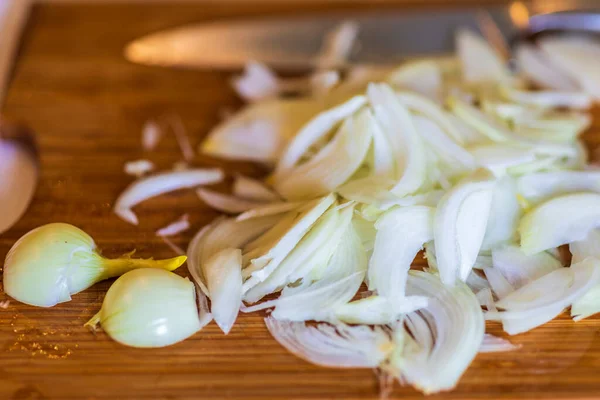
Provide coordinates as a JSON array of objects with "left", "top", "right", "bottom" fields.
[
  {"left": 86, "top": 268, "right": 201, "bottom": 347},
  {"left": 3, "top": 223, "right": 186, "bottom": 307}
]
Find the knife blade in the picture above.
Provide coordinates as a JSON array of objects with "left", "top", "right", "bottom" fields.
[{"left": 125, "top": 7, "right": 519, "bottom": 70}]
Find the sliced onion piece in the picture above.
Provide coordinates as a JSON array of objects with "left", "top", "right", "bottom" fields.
[
  {"left": 491, "top": 245, "right": 562, "bottom": 289},
  {"left": 570, "top": 229, "right": 600, "bottom": 264},
  {"left": 517, "top": 171, "right": 600, "bottom": 205},
  {"left": 368, "top": 83, "right": 427, "bottom": 197},
  {"left": 456, "top": 28, "right": 510, "bottom": 84},
  {"left": 236, "top": 201, "right": 304, "bottom": 222},
  {"left": 500, "top": 86, "right": 592, "bottom": 110},
  {"left": 243, "top": 203, "right": 352, "bottom": 303},
  {"left": 515, "top": 44, "right": 578, "bottom": 91},
  {"left": 486, "top": 259, "right": 600, "bottom": 334},
  {"left": 197, "top": 188, "right": 264, "bottom": 214},
  {"left": 202, "top": 248, "right": 242, "bottom": 334},
  {"left": 245, "top": 194, "right": 336, "bottom": 284},
  {"left": 244, "top": 222, "right": 366, "bottom": 322},
  {"left": 369, "top": 206, "right": 434, "bottom": 306},
  {"left": 232, "top": 175, "right": 280, "bottom": 202},
  {"left": 469, "top": 144, "right": 536, "bottom": 177},
  {"left": 519, "top": 193, "right": 600, "bottom": 255},
  {"left": 483, "top": 266, "right": 514, "bottom": 299},
  {"left": 232, "top": 61, "right": 279, "bottom": 102},
  {"left": 387, "top": 60, "right": 442, "bottom": 101},
  {"left": 479, "top": 334, "right": 520, "bottom": 353},
  {"left": 201, "top": 99, "right": 322, "bottom": 163},
  {"left": 265, "top": 318, "right": 392, "bottom": 368},
  {"left": 571, "top": 283, "right": 600, "bottom": 321},
  {"left": 390, "top": 271, "right": 484, "bottom": 394},
  {"left": 335, "top": 295, "right": 428, "bottom": 325},
  {"left": 273, "top": 108, "right": 374, "bottom": 200},
  {"left": 156, "top": 214, "right": 190, "bottom": 237},
  {"left": 114, "top": 169, "right": 223, "bottom": 225},
  {"left": 187, "top": 215, "right": 281, "bottom": 294},
  {"left": 481, "top": 177, "right": 521, "bottom": 250},
  {"left": 569, "top": 231, "right": 600, "bottom": 321},
  {"left": 433, "top": 170, "right": 495, "bottom": 284},
  {"left": 274, "top": 96, "right": 366, "bottom": 177},
  {"left": 397, "top": 92, "right": 465, "bottom": 144},
  {"left": 124, "top": 159, "right": 155, "bottom": 178}
]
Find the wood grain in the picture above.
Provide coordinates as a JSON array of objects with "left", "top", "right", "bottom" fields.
[{"left": 1, "top": 2, "right": 600, "bottom": 399}]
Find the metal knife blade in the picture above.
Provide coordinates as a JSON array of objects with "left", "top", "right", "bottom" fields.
[{"left": 125, "top": 7, "right": 518, "bottom": 70}]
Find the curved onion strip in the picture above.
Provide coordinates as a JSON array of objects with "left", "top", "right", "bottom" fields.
[
  {"left": 479, "top": 334, "right": 520, "bottom": 353},
  {"left": 156, "top": 214, "right": 190, "bottom": 237},
  {"left": 232, "top": 175, "right": 280, "bottom": 202},
  {"left": 187, "top": 215, "right": 281, "bottom": 295},
  {"left": 397, "top": 92, "right": 464, "bottom": 144},
  {"left": 501, "top": 86, "right": 592, "bottom": 110},
  {"left": 114, "top": 169, "right": 223, "bottom": 225},
  {"left": 570, "top": 229, "right": 600, "bottom": 264},
  {"left": 519, "top": 193, "right": 600, "bottom": 255},
  {"left": 201, "top": 99, "right": 322, "bottom": 163},
  {"left": 569, "top": 230, "right": 600, "bottom": 320},
  {"left": 202, "top": 248, "right": 242, "bottom": 334},
  {"left": 265, "top": 318, "right": 392, "bottom": 368},
  {"left": 243, "top": 222, "right": 366, "bottom": 322},
  {"left": 274, "top": 96, "right": 366, "bottom": 177},
  {"left": 197, "top": 188, "right": 264, "bottom": 214},
  {"left": 456, "top": 28, "right": 510, "bottom": 84},
  {"left": 369, "top": 206, "right": 434, "bottom": 306},
  {"left": 469, "top": 144, "right": 536, "bottom": 177},
  {"left": 273, "top": 108, "right": 375, "bottom": 200},
  {"left": 483, "top": 266, "right": 515, "bottom": 299},
  {"left": 571, "top": 283, "right": 600, "bottom": 321},
  {"left": 334, "top": 295, "right": 427, "bottom": 325},
  {"left": 433, "top": 170, "right": 495, "bottom": 284},
  {"left": 368, "top": 83, "right": 427, "bottom": 197},
  {"left": 387, "top": 61, "right": 442, "bottom": 102},
  {"left": 515, "top": 44, "right": 578, "bottom": 91},
  {"left": 245, "top": 194, "right": 336, "bottom": 283},
  {"left": 486, "top": 259, "right": 600, "bottom": 334},
  {"left": 491, "top": 245, "right": 561, "bottom": 289},
  {"left": 236, "top": 201, "right": 304, "bottom": 221},
  {"left": 391, "top": 271, "right": 484, "bottom": 394},
  {"left": 243, "top": 204, "right": 352, "bottom": 303},
  {"left": 517, "top": 171, "right": 600, "bottom": 204},
  {"left": 481, "top": 177, "right": 521, "bottom": 250}
]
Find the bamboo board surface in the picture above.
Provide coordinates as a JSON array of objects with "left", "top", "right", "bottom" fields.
[{"left": 1, "top": 2, "right": 600, "bottom": 399}]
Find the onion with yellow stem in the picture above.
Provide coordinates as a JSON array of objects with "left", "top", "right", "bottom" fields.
[{"left": 3, "top": 223, "right": 186, "bottom": 307}]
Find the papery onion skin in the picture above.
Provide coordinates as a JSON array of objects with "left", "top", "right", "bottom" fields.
[
  {"left": 87, "top": 268, "right": 201, "bottom": 348},
  {"left": 3, "top": 223, "right": 186, "bottom": 307}
]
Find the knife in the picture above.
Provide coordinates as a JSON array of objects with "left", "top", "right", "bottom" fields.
[{"left": 124, "top": 4, "right": 599, "bottom": 70}]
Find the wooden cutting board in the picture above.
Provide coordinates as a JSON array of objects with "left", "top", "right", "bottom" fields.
[{"left": 1, "top": 2, "right": 600, "bottom": 399}]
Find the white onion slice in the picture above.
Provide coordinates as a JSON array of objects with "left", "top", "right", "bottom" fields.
[
  {"left": 486, "top": 259, "right": 600, "bottom": 334},
  {"left": 515, "top": 44, "right": 578, "bottom": 91},
  {"left": 236, "top": 201, "right": 304, "bottom": 221},
  {"left": 456, "top": 28, "right": 510, "bottom": 84},
  {"left": 334, "top": 295, "right": 427, "bottom": 325},
  {"left": 369, "top": 206, "right": 434, "bottom": 306},
  {"left": 391, "top": 271, "right": 484, "bottom": 394},
  {"left": 232, "top": 61, "right": 279, "bottom": 102},
  {"left": 156, "top": 214, "right": 190, "bottom": 237},
  {"left": 519, "top": 192, "right": 600, "bottom": 255},
  {"left": 387, "top": 61, "right": 442, "bottom": 101},
  {"left": 316, "top": 21, "right": 359, "bottom": 69},
  {"left": 141, "top": 119, "right": 162, "bottom": 151},
  {"left": 232, "top": 175, "right": 280, "bottom": 202},
  {"left": 491, "top": 245, "right": 562, "bottom": 289},
  {"left": 197, "top": 188, "right": 264, "bottom": 214},
  {"left": 469, "top": 144, "right": 536, "bottom": 177},
  {"left": 265, "top": 318, "right": 392, "bottom": 368},
  {"left": 275, "top": 96, "right": 366, "bottom": 177},
  {"left": 114, "top": 169, "right": 223, "bottom": 225},
  {"left": 479, "top": 333, "right": 520, "bottom": 353},
  {"left": 569, "top": 230, "right": 600, "bottom": 321},
  {"left": 517, "top": 171, "right": 600, "bottom": 205},
  {"left": 124, "top": 159, "right": 155, "bottom": 178},
  {"left": 433, "top": 170, "right": 495, "bottom": 284},
  {"left": 570, "top": 229, "right": 600, "bottom": 264},
  {"left": 481, "top": 177, "right": 521, "bottom": 250},
  {"left": 483, "top": 266, "right": 514, "bottom": 299},
  {"left": 501, "top": 87, "right": 592, "bottom": 110},
  {"left": 273, "top": 108, "right": 374, "bottom": 200},
  {"left": 202, "top": 248, "right": 243, "bottom": 334},
  {"left": 201, "top": 99, "right": 322, "bottom": 163}
]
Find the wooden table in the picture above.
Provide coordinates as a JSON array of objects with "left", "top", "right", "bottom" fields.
[{"left": 1, "top": 2, "right": 600, "bottom": 399}]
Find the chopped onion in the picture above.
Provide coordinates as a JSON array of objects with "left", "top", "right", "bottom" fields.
[
  {"left": 517, "top": 171, "right": 600, "bottom": 204},
  {"left": 515, "top": 44, "right": 578, "bottom": 91},
  {"left": 316, "top": 21, "right": 359, "bottom": 69},
  {"left": 202, "top": 248, "right": 242, "bottom": 334},
  {"left": 114, "top": 169, "right": 223, "bottom": 225},
  {"left": 124, "top": 159, "right": 155, "bottom": 178},
  {"left": 156, "top": 214, "right": 190, "bottom": 237},
  {"left": 387, "top": 61, "right": 442, "bottom": 101},
  {"left": 500, "top": 86, "right": 592, "bottom": 110},
  {"left": 390, "top": 271, "right": 484, "bottom": 394},
  {"left": 197, "top": 188, "right": 264, "bottom": 214},
  {"left": 433, "top": 170, "right": 495, "bottom": 284},
  {"left": 519, "top": 193, "right": 600, "bottom": 255},
  {"left": 141, "top": 119, "right": 162, "bottom": 151},
  {"left": 273, "top": 108, "right": 374, "bottom": 200},
  {"left": 481, "top": 177, "right": 521, "bottom": 250},
  {"left": 236, "top": 201, "right": 304, "bottom": 221},
  {"left": 232, "top": 175, "right": 280, "bottom": 202},
  {"left": 265, "top": 318, "right": 392, "bottom": 368},
  {"left": 491, "top": 245, "right": 562, "bottom": 289},
  {"left": 479, "top": 333, "right": 520, "bottom": 353},
  {"left": 232, "top": 61, "right": 279, "bottom": 102},
  {"left": 456, "top": 28, "right": 510, "bottom": 84}
]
